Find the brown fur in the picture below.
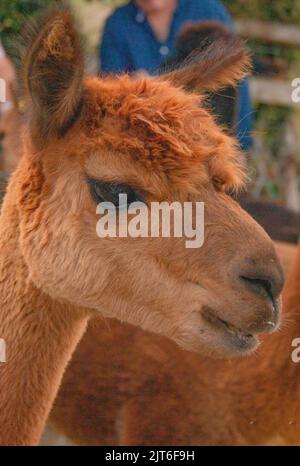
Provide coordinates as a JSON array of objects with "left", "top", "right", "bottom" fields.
[
  {"left": 50, "top": 243, "right": 300, "bottom": 445},
  {"left": 162, "top": 21, "right": 240, "bottom": 129},
  {"left": 162, "top": 30, "right": 251, "bottom": 94},
  {"left": 0, "top": 9, "right": 283, "bottom": 445},
  {"left": 23, "top": 9, "right": 84, "bottom": 141},
  {"left": 275, "top": 242, "right": 297, "bottom": 276}
]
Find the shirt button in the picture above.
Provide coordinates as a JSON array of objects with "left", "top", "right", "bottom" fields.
[
  {"left": 136, "top": 12, "right": 145, "bottom": 23},
  {"left": 159, "top": 45, "right": 169, "bottom": 56}
]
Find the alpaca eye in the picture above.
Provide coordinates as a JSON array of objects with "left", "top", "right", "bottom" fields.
[
  {"left": 212, "top": 176, "right": 225, "bottom": 192},
  {"left": 87, "top": 178, "right": 143, "bottom": 208}
]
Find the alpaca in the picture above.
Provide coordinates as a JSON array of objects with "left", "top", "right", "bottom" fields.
[
  {"left": 0, "top": 8, "right": 284, "bottom": 445},
  {"left": 49, "top": 246, "right": 300, "bottom": 445}
]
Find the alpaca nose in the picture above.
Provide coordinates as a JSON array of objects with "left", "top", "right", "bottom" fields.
[
  {"left": 238, "top": 258, "right": 284, "bottom": 330},
  {"left": 239, "top": 255, "right": 284, "bottom": 299},
  {"left": 240, "top": 275, "right": 278, "bottom": 302}
]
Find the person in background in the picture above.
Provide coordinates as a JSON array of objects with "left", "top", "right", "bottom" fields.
[
  {"left": 0, "top": 40, "right": 15, "bottom": 112},
  {"left": 100, "top": 0, "right": 252, "bottom": 150},
  {"left": 0, "top": 40, "right": 21, "bottom": 173}
]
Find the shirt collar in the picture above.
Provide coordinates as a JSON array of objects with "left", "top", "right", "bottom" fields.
[{"left": 131, "top": 1, "right": 181, "bottom": 22}]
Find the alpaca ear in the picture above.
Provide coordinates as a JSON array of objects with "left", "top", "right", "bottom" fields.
[
  {"left": 161, "top": 35, "right": 251, "bottom": 93},
  {"left": 23, "top": 9, "right": 84, "bottom": 140}
]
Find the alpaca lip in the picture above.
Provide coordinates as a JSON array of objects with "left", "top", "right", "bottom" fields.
[{"left": 201, "top": 306, "right": 255, "bottom": 349}]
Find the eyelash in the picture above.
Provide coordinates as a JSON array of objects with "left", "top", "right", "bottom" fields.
[{"left": 87, "top": 178, "right": 144, "bottom": 208}]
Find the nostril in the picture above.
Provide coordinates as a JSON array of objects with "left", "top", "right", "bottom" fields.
[{"left": 240, "top": 275, "right": 274, "bottom": 303}]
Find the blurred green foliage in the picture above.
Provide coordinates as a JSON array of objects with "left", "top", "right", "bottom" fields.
[
  {"left": 0, "top": 0, "right": 55, "bottom": 36},
  {"left": 255, "top": 105, "right": 292, "bottom": 156},
  {"left": 224, "top": 0, "right": 300, "bottom": 25},
  {"left": 225, "top": 0, "right": 300, "bottom": 73},
  {"left": 224, "top": 0, "right": 300, "bottom": 201}
]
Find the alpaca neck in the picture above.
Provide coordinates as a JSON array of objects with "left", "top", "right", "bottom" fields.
[{"left": 0, "top": 169, "right": 89, "bottom": 445}]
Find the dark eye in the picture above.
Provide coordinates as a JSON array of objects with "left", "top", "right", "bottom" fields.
[
  {"left": 212, "top": 176, "right": 225, "bottom": 192},
  {"left": 87, "top": 178, "right": 144, "bottom": 208}
]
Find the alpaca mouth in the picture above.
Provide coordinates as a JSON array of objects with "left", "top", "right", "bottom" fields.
[{"left": 201, "top": 306, "right": 256, "bottom": 350}]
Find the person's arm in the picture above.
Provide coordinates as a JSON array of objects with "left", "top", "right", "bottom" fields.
[
  {"left": 0, "top": 41, "right": 15, "bottom": 109},
  {"left": 99, "top": 18, "right": 130, "bottom": 74}
]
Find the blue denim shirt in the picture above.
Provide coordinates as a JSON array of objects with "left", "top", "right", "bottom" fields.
[{"left": 100, "top": 0, "right": 252, "bottom": 150}]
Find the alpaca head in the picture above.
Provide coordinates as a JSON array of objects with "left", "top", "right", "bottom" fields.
[{"left": 18, "top": 9, "right": 283, "bottom": 358}]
